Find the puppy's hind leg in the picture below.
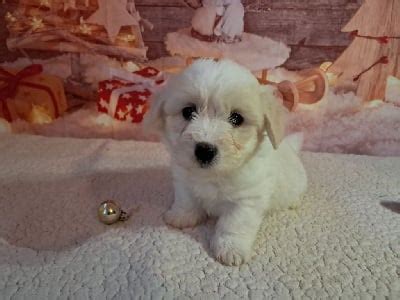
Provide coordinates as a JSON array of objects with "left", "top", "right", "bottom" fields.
[
  {"left": 282, "top": 172, "right": 307, "bottom": 210},
  {"left": 164, "top": 181, "right": 206, "bottom": 229}
]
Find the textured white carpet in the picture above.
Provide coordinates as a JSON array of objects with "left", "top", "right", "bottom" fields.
[{"left": 0, "top": 134, "right": 399, "bottom": 299}]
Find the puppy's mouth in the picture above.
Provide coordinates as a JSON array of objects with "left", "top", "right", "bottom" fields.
[
  {"left": 197, "top": 158, "right": 218, "bottom": 169},
  {"left": 194, "top": 153, "right": 219, "bottom": 169}
]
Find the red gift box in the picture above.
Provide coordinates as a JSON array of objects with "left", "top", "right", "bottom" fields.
[{"left": 97, "top": 67, "right": 165, "bottom": 123}]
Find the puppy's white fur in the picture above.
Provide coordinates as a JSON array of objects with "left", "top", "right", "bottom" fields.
[{"left": 145, "top": 59, "right": 307, "bottom": 265}]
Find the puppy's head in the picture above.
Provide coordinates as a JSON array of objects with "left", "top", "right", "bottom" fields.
[{"left": 144, "top": 59, "right": 286, "bottom": 174}]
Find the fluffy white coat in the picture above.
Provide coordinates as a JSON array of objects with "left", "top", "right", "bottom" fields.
[{"left": 145, "top": 59, "right": 307, "bottom": 265}]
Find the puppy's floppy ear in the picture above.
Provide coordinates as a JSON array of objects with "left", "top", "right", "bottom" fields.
[
  {"left": 143, "top": 88, "right": 166, "bottom": 133},
  {"left": 260, "top": 84, "right": 288, "bottom": 149}
]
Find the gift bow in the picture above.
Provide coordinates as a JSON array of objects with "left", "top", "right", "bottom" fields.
[
  {"left": 107, "top": 67, "right": 166, "bottom": 119},
  {"left": 0, "top": 64, "right": 59, "bottom": 121}
]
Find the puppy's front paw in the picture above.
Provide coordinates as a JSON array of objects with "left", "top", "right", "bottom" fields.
[
  {"left": 211, "top": 234, "right": 252, "bottom": 266},
  {"left": 164, "top": 208, "right": 206, "bottom": 229}
]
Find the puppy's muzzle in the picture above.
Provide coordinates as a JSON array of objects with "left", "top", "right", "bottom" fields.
[{"left": 195, "top": 142, "right": 218, "bottom": 167}]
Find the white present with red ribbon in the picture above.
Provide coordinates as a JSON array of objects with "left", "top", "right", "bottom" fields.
[{"left": 97, "top": 67, "right": 165, "bottom": 123}]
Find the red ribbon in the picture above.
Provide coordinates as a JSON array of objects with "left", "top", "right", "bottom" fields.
[{"left": 0, "top": 64, "right": 60, "bottom": 122}]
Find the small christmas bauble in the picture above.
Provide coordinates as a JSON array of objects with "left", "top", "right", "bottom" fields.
[{"left": 98, "top": 200, "right": 125, "bottom": 225}]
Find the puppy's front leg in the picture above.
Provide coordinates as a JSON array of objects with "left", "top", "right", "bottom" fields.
[
  {"left": 211, "top": 204, "right": 263, "bottom": 266},
  {"left": 164, "top": 181, "right": 206, "bottom": 229}
]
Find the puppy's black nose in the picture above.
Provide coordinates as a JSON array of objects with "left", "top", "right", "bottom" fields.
[{"left": 195, "top": 142, "right": 218, "bottom": 167}]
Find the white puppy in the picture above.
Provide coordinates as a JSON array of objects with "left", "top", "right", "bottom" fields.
[{"left": 145, "top": 59, "right": 307, "bottom": 265}]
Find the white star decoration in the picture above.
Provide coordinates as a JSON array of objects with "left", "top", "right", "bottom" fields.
[
  {"left": 117, "top": 109, "right": 126, "bottom": 119},
  {"left": 126, "top": 103, "right": 133, "bottom": 112},
  {"left": 122, "top": 93, "right": 131, "bottom": 99},
  {"left": 138, "top": 95, "right": 147, "bottom": 101},
  {"left": 147, "top": 69, "right": 157, "bottom": 75},
  {"left": 105, "top": 83, "right": 114, "bottom": 90},
  {"left": 99, "top": 98, "right": 109, "bottom": 109},
  {"left": 135, "top": 104, "right": 144, "bottom": 114},
  {"left": 86, "top": 0, "right": 139, "bottom": 43}
]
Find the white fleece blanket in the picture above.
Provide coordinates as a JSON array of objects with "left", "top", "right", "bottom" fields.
[{"left": 0, "top": 134, "right": 399, "bottom": 299}]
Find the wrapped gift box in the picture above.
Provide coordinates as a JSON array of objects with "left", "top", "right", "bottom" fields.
[
  {"left": 97, "top": 67, "right": 165, "bottom": 123},
  {"left": 0, "top": 65, "right": 67, "bottom": 122}
]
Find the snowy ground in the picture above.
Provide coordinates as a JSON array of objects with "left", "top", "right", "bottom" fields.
[
  {"left": 287, "top": 93, "right": 400, "bottom": 156},
  {"left": 1, "top": 134, "right": 399, "bottom": 298},
  {"left": 2, "top": 54, "right": 400, "bottom": 157}
]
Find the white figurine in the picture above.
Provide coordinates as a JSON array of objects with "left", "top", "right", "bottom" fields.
[
  {"left": 190, "top": 0, "right": 244, "bottom": 43},
  {"left": 191, "top": 0, "right": 219, "bottom": 38},
  {"left": 214, "top": 0, "right": 244, "bottom": 43}
]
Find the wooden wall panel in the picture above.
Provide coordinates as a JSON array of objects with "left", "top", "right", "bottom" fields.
[
  {"left": 135, "top": 0, "right": 363, "bottom": 9},
  {"left": 0, "top": 0, "right": 363, "bottom": 69},
  {"left": 245, "top": 9, "right": 355, "bottom": 46}
]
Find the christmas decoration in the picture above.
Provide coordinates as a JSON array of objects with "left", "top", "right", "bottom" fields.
[
  {"left": 188, "top": 0, "right": 244, "bottom": 43},
  {"left": 319, "top": 62, "right": 338, "bottom": 87},
  {"left": 98, "top": 200, "right": 129, "bottom": 225},
  {"left": 0, "top": 65, "right": 67, "bottom": 122},
  {"left": 86, "top": 0, "right": 139, "bottom": 43},
  {"left": 168, "top": 1, "right": 289, "bottom": 72},
  {"left": 329, "top": 0, "right": 400, "bottom": 101},
  {"left": 259, "top": 68, "right": 328, "bottom": 111},
  {"left": 97, "top": 67, "right": 165, "bottom": 123},
  {"left": 5, "top": 0, "right": 149, "bottom": 61}
]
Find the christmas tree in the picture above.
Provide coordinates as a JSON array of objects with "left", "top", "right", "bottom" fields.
[
  {"left": 5, "top": 0, "right": 148, "bottom": 61},
  {"left": 329, "top": 0, "right": 400, "bottom": 101}
]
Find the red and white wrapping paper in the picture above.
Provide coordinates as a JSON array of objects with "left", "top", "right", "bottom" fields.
[{"left": 97, "top": 67, "right": 165, "bottom": 123}]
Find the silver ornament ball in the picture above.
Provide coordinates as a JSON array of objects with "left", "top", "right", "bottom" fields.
[{"left": 98, "top": 200, "right": 125, "bottom": 225}]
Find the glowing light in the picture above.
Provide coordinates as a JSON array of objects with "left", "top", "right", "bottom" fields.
[
  {"left": 5, "top": 12, "right": 17, "bottom": 23},
  {"left": 123, "top": 61, "right": 139, "bottom": 72},
  {"left": 31, "top": 17, "right": 44, "bottom": 31},
  {"left": 119, "top": 34, "right": 136, "bottom": 43},
  {"left": 95, "top": 113, "right": 114, "bottom": 126},
  {"left": 320, "top": 61, "right": 332, "bottom": 72},
  {"left": 326, "top": 72, "right": 338, "bottom": 87},
  {"left": 0, "top": 117, "right": 12, "bottom": 133},
  {"left": 320, "top": 62, "right": 338, "bottom": 87},
  {"left": 79, "top": 17, "right": 92, "bottom": 35},
  {"left": 28, "top": 105, "right": 53, "bottom": 124},
  {"left": 365, "top": 99, "right": 384, "bottom": 108}
]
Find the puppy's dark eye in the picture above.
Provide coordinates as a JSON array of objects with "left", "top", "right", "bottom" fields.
[
  {"left": 229, "top": 112, "right": 244, "bottom": 127},
  {"left": 182, "top": 105, "right": 197, "bottom": 121}
]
